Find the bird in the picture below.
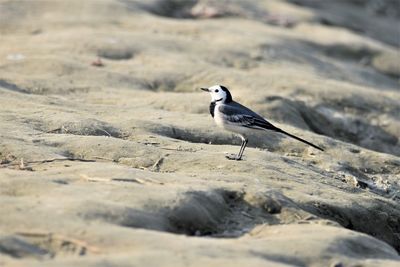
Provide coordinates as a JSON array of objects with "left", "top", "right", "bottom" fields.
[{"left": 201, "top": 85, "right": 324, "bottom": 160}]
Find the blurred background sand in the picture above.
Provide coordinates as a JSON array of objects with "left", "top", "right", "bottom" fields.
[{"left": 0, "top": 0, "right": 399, "bottom": 266}]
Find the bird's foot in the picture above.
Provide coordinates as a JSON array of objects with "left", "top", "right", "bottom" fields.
[{"left": 225, "top": 154, "right": 242, "bottom": 161}]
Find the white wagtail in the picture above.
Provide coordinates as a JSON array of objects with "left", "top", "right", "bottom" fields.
[{"left": 201, "top": 85, "right": 324, "bottom": 160}]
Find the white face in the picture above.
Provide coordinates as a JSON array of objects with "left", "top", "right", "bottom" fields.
[{"left": 203, "top": 85, "right": 228, "bottom": 102}]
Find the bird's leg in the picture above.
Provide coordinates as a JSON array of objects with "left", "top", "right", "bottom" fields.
[
  {"left": 226, "top": 138, "right": 248, "bottom": 161},
  {"left": 237, "top": 138, "right": 248, "bottom": 160}
]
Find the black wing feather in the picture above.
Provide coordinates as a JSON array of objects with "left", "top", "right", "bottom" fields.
[
  {"left": 218, "top": 102, "right": 324, "bottom": 151},
  {"left": 219, "top": 103, "right": 279, "bottom": 131}
]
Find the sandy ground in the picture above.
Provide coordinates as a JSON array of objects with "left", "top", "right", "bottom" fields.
[{"left": 0, "top": 0, "right": 399, "bottom": 266}]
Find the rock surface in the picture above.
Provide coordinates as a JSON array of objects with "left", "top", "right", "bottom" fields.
[{"left": 0, "top": 0, "right": 399, "bottom": 266}]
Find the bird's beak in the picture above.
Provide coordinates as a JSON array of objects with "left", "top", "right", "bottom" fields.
[{"left": 201, "top": 87, "right": 210, "bottom": 92}]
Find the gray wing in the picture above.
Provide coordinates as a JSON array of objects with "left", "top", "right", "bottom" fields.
[{"left": 218, "top": 102, "right": 279, "bottom": 131}]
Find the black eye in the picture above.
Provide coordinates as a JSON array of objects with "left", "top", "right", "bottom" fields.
[{"left": 215, "top": 89, "right": 219, "bottom": 93}]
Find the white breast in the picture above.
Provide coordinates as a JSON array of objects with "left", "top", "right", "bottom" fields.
[
  {"left": 213, "top": 104, "right": 224, "bottom": 127},
  {"left": 213, "top": 103, "right": 251, "bottom": 138}
]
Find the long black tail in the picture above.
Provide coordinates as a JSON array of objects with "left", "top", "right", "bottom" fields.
[{"left": 276, "top": 128, "right": 324, "bottom": 151}]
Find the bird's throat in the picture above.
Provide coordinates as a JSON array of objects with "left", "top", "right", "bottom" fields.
[
  {"left": 209, "top": 99, "right": 223, "bottom": 117},
  {"left": 209, "top": 101, "right": 217, "bottom": 117}
]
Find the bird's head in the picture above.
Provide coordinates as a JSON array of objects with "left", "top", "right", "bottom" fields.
[{"left": 201, "top": 85, "right": 232, "bottom": 103}]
